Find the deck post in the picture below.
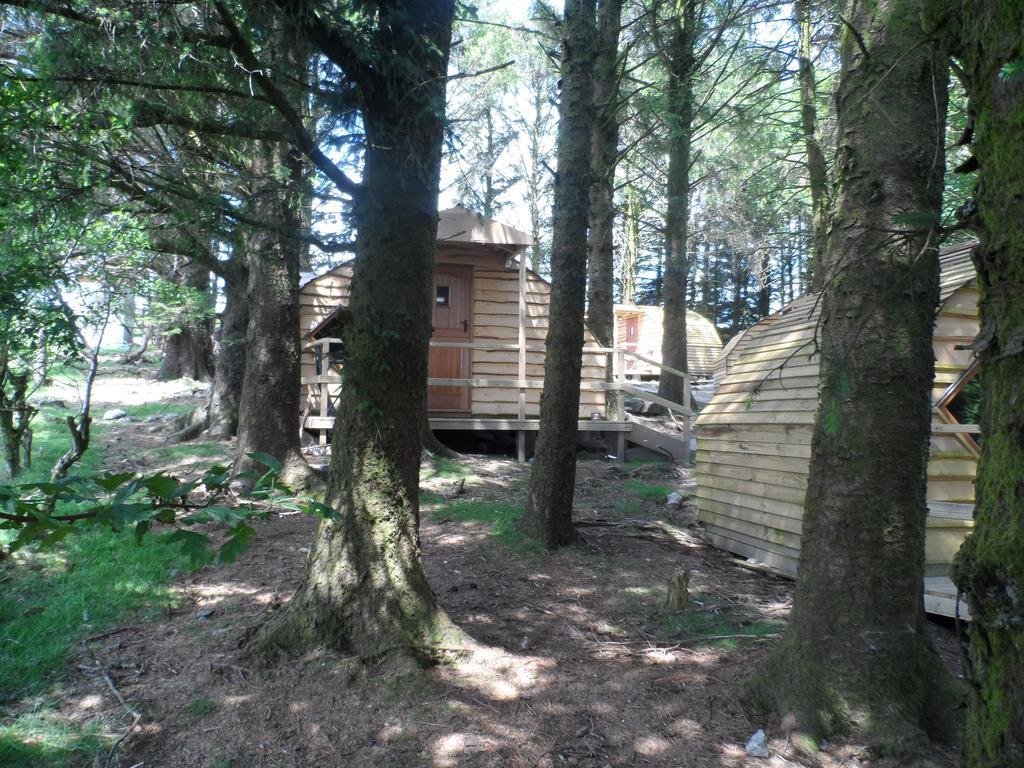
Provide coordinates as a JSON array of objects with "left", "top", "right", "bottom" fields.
[
  {"left": 319, "top": 340, "right": 329, "bottom": 446},
  {"left": 681, "top": 372, "right": 691, "bottom": 462},
  {"left": 516, "top": 430, "right": 527, "bottom": 463},
  {"left": 517, "top": 253, "right": 527, "bottom": 423},
  {"left": 614, "top": 347, "right": 625, "bottom": 423}
]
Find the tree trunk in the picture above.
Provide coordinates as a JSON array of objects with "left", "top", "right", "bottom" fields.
[
  {"left": 157, "top": 260, "right": 215, "bottom": 381},
  {"left": 232, "top": 137, "right": 314, "bottom": 487},
  {"left": 521, "top": 0, "right": 596, "bottom": 550},
  {"left": 208, "top": 257, "right": 249, "bottom": 438},
  {"left": 587, "top": 0, "right": 623, "bottom": 431},
  {"left": 250, "top": 0, "right": 463, "bottom": 664},
  {"left": 796, "top": 0, "right": 831, "bottom": 292},
  {"left": 657, "top": 1, "right": 697, "bottom": 407},
  {"left": 752, "top": 0, "right": 960, "bottom": 749},
  {"left": 950, "top": 2, "right": 1024, "bottom": 763},
  {"left": 620, "top": 185, "right": 638, "bottom": 305}
]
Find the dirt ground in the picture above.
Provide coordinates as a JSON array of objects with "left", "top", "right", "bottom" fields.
[{"left": 53, "top": 366, "right": 962, "bottom": 768}]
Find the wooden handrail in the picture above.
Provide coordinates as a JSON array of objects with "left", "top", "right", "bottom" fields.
[
  {"left": 621, "top": 350, "right": 687, "bottom": 380},
  {"left": 301, "top": 337, "right": 693, "bottom": 421}
]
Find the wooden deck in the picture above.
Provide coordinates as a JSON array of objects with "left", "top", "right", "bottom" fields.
[{"left": 301, "top": 337, "right": 694, "bottom": 462}]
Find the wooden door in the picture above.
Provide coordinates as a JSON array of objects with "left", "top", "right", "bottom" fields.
[
  {"left": 625, "top": 315, "right": 639, "bottom": 371},
  {"left": 428, "top": 265, "right": 472, "bottom": 413}
]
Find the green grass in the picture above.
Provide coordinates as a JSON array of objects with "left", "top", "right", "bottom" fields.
[
  {"left": 660, "top": 608, "right": 784, "bottom": 649},
  {"left": 121, "top": 402, "right": 193, "bottom": 420},
  {"left": 18, "top": 407, "right": 105, "bottom": 484},
  {"left": 419, "top": 491, "right": 446, "bottom": 508},
  {"left": 625, "top": 457, "right": 669, "bottom": 468},
  {"left": 160, "top": 442, "right": 231, "bottom": 461},
  {"left": 186, "top": 698, "right": 217, "bottom": 717},
  {"left": 0, "top": 714, "right": 108, "bottom": 768},
  {"left": 0, "top": 529, "right": 187, "bottom": 702},
  {"left": 420, "top": 454, "right": 475, "bottom": 482},
  {"left": 426, "top": 500, "right": 542, "bottom": 554},
  {"left": 621, "top": 479, "right": 674, "bottom": 502},
  {"left": 0, "top": 397, "right": 189, "bottom": 766}
]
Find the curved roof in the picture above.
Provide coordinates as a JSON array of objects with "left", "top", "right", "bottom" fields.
[
  {"left": 613, "top": 304, "right": 724, "bottom": 377},
  {"left": 694, "top": 241, "right": 981, "bottom": 581},
  {"left": 710, "top": 240, "right": 978, "bottom": 385}
]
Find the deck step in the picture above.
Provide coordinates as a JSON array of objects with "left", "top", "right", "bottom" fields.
[
  {"left": 923, "top": 576, "right": 971, "bottom": 620},
  {"left": 626, "top": 419, "right": 691, "bottom": 461}
]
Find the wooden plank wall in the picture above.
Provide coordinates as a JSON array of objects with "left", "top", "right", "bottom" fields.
[
  {"left": 614, "top": 306, "right": 723, "bottom": 378},
  {"left": 298, "top": 245, "right": 606, "bottom": 420},
  {"left": 695, "top": 257, "right": 979, "bottom": 579}
]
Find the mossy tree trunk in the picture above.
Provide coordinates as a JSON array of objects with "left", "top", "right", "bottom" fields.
[
  {"left": 251, "top": 0, "right": 464, "bottom": 663},
  {"left": 657, "top": 0, "right": 697, "bottom": 407},
  {"left": 522, "top": 0, "right": 596, "bottom": 549},
  {"left": 950, "top": 2, "right": 1024, "bottom": 764},
  {"left": 752, "top": 0, "right": 960, "bottom": 750},
  {"left": 586, "top": 0, "right": 623, "bottom": 424}
]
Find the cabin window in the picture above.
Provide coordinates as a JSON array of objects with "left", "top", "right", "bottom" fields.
[
  {"left": 936, "top": 360, "right": 982, "bottom": 454},
  {"left": 328, "top": 342, "right": 346, "bottom": 367},
  {"left": 435, "top": 286, "right": 450, "bottom": 306}
]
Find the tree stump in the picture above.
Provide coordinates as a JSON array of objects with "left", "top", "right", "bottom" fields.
[{"left": 666, "top": 568, "right": 690, "bottom": 611}]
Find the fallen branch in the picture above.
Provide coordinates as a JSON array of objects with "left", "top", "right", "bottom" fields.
[{"left": 82, "top": 625, "right": 136, "bottom": 644}]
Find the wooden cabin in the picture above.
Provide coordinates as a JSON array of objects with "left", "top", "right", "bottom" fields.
[
  {"left": 614, "top": 305, "right": 723, "bottom": 380},
  {"left": 298, "top": 207, "right": 694, "bottom": 459},
  {"left": 694, "top": 242, "right": 980, "bottom": 617}
]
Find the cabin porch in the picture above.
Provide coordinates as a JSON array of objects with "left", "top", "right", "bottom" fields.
[{"left": 300, "top": 336, "right": 694, "bottom": 463}]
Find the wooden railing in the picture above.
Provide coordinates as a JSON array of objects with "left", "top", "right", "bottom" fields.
[{"left": 300, "top": 337, "right": 692, "bottom": 443}]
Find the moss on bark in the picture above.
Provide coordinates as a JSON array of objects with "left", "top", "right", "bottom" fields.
[
  {"left": 749, "top": 0, "right": 962, "bottom": 752},
  {"left": 248, "top": 0, "right": 465, "bottom": 664},
  {"left": 949, "top": 2, "right": 1024, "bottom": 764}
]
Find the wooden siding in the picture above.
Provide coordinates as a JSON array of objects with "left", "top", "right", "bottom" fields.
[
  {"left": 695, "top": 245, "right": 979, "bottom": 584},
  {"left": 299, "top": 244, "right": 606, "bottom": 420},
  {"left": 614, "top": 305, "right": 722, "bottom": 378}
]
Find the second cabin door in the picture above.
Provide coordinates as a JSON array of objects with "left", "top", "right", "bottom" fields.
[
  {"left": 428, "top": 265, "right": 472, "bottom": 413},
  {"left": 625, "top": 315, "right": 639, "bottom": 370}
]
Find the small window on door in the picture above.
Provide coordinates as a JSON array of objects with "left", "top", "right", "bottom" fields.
[{"left": 436, "top": 286, "right": 450, "bottom": 306}]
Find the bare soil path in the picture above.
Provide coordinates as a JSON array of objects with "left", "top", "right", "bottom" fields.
[{"left": 55, "top": 366, "right": 961, "bottom": 768}]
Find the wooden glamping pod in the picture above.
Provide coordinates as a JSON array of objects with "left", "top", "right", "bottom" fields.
[
  {"left": 694, "top": 242, "right": 980, "bottom": 617},
  {"left": 613, "top": 304, "right": 723, "bottom": 380},
  {"left": 299, "top": 207, "right": 694, "bottom": 460}
]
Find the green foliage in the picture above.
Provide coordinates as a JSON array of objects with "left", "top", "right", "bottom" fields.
[
  {"left": 891, "top": 211, "right": 942, "bottom": 229},
  {"left": 427, "top": 499, "right": 542, "bottom": 553},
  {"left": 997, "top": 60, "right": 1024, "bottom": 81},
  {"left": 0, "top": 454, "right": 335, "bottom": 568}
]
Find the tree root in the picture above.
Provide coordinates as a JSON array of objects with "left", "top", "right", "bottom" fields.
[{"left": 165, "top": 405, "right": 209, "bottom": 444}]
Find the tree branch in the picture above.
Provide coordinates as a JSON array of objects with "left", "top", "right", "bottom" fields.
[{"left": 212, "top": 1, "right": 362, "bottom": 198}]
